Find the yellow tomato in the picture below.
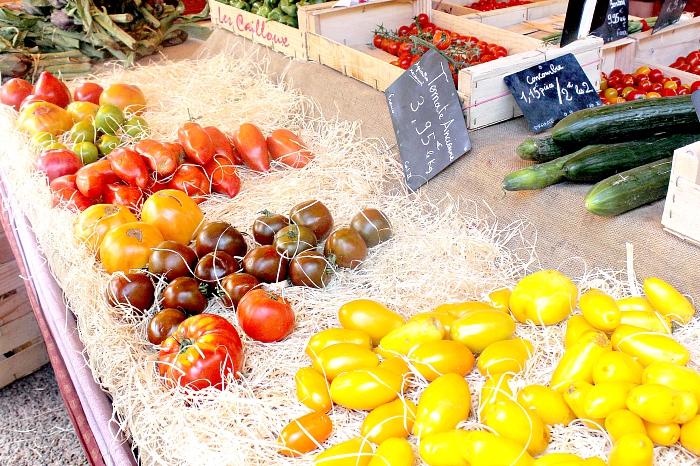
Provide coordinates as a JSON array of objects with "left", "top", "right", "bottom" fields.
[
  {"left": 580, "top": 289, "right": 621, "bottom": 332},
  {"left": 617, "top": 296, "right": 654, "bottom": 313},
  {"left": 509, "top": 269, "right": 578, "bottom": 325},
  {"left": 461, "top": 430, "right": 535, "bottom": 466},
  {"left": 611, "top": 325, "right": 689, "bottom": 366},
  {"left": 329, "top": 367, "right": 402, "bottom": 410},
  {"left": 592, "top": 351, "right": 643, "bottom": 385},
  {"left": 378, "top": 356, "right": 411, "bottom": 389},
  {"left": 66, "top": 101, "right": 99, "bottom": 123},
  {"left": 643, "top": 277, "right": 695, "bottom": 324},
  {"left": 674, "top": 390, "right": 698, "bottom": 424},
  {"left": 619, "top": 310, "right": 671, "bottom": 334},
  {"left": 361, "top": 398, "right": 416, "bottom": 444},
  {"left": 583, "top": 382, "right": 634, "bottom": 419},
  {"left": 338, "top": 300, "right": 404, "bottom": 344},
  {"left": 140, "top": 190, "right": 203, "bottom": 245},
  {"left": 99, "top": 222, "right": 164, "bottom": 274},
  {"left": 368, "top": 438, "right": 413, "bottom": 466},
  {"left": 74, "top": 204, "right": 137, "bottom": 254},
  {"left": 626, "top": 384, "right": 683, "bottom": 424},
  {"left": 306, "top": 328, "right": 372, "bottom": 360},
  {"left": 605, "top": 409, "right": 646, "bottom": 442},
  {"left": 481, "top": 399, "right": 549, "bottom": 455},
  {"left": 680, "top": 415, "right": 700, "bottom": 455},
  {"left": 479, "top": 373, "right": 513, "bottom": 413},
  {"left": 18, "top": 101, "right": 73, "bottom": 136},
  {"left": 477, "top": 338, "right": 533, "bottom": 377},
  {"left": 644, "top": 421, "right": 680, "bottom": 446},
  {"left": 314, "top": 437, "right": 373, "bottom": 466},
  {"left": 551, "top": 331, "right": 611, "bottom": 390},
  {"left": 449, "top": 308, "right": 515, "bottom": 353},
  {"left": 295, "top": 367, "right": 331, "bottom": 412},
  {"left": 562, "top": 382, "right": 604, "bottom": 428},
  {"left": 434, "top": 301, "right": 499, "bottom": 318},
  {"left": 278, "top": 411, "right": 332, "bottom": 457},
  {"left": 419, "top": 429, "right": 471, "bottom": 466},
  {"left": 100, "top": 83, "right": 147, "bottom": 115},
  {"left": 488, "top": 288, "right": 511, "bottom": 312},
  {"left": 517, "top": 384, "right": 574, "bottom": 425},
  {"left": 312, "top": 343, "right": 379, "bottom": 380},
  {"left": 378, "top": 318, "right": 444, "bottom": 357},
  {"left": 533, "top": 453, "right": 584, "bottom": 466},
  {"left": 564, "top": 315, "right": 596, "bottom": 348},
  {"left": 413, "top": 373, "right": 471, "bottom": 439},
  {"left": 608, "top": 433, "right": 653, "bottom": 466},
  {"left": 410, "top": 311, "right": 457, "bottom": 334},
  {"left": 408, "top": 340, "right": 474, "bottom": 381},
  {"left": 642, "top": 362, "right": 700, "bottom": 404},
  {"left": 583, "top": 457, "right": 606, "bottom": 466}
]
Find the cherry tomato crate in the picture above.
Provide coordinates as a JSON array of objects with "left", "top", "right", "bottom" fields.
[
  {"left": 432, "top": 0, "right": 564, "bottom": 22},
  {"left": 299, "top": 1, "right": 602, "bottom": 129},
  {"left": 662, "top": 141, "right": 700, "bottom": 247}
]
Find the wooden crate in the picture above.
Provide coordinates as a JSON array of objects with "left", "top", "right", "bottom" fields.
[
  {"left": 662, "top": 141, "right": 700, "bottom": 247},
  {"left": 0, "top": 228, "right": 48, "bottom": 389},
  {"left": 208, "top": 0, "right": 332, "bottom": 59},
  {"left": 634, "top": 15, "right": 700, "bottom": 70}
]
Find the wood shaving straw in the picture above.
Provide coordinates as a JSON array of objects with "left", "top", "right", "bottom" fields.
[{"left": 0, "top": 50, "right": 697, "bottom": 465}]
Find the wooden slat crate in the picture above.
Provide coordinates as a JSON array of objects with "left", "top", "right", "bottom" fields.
[
  {"left": 633, "top": 15, "right": 700, "bottom": 70},
  {"left": 439, "top": 0, "right": 565, "bottom": 26},
  {"left": 0, "top": 227, "right": 48, "bottom": 389},
  {"left": 662, "top": 141, "right": 700, "bottom": 247}
]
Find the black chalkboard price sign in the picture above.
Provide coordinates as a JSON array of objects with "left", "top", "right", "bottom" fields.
[
  {"left": 504, "top": 53, "right": 602, "bottom": 133},
  {"left": 591, "top": 0, "right": 629, "bottom": 43},
  {"left": 385, "top": 49, "right": 471, "bottom": 191},
  {"left": 653, "top": 0, "right": 689, "bottom": 33}
]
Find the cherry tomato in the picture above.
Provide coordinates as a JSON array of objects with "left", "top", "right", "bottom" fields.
[
  {"left": 349, "top": 208, "right": 392, "bottom": 247},
  {"left": 162, "top": 277, "right": 207, "bottom": 317},
  {"left": 432, "top": 30, "right": 452, "bottom": 50},
  {"left": 416, "top": 13, "right": 429, "bottom": 27},
  {"left": 661, "top": 88, "right": 678, "bottom": 97},
  {"left": 141, "top": 189, "right": 204, "bottom": 245},
  {"left": 194, "top": 251, "right": 240, "bottom": 285},
  {"left": 99, "top": 222, "right": 164, "bottom": 274},
  {"left": 242, "top": 245, "right": 288, "bottom": 283},
  {"left": 580, "top": 289, "right": 621, "bottom": 331},
  {"left": 397, "top": 25, "right": 410, "bottom": 37},
  {"left": 266, "top": 128, "right": 314, "bottom": 168},
  {"left": 0, "top": 78, "right": 33, "bottom": 111},
  {"left": 74, "top": 204, "right": 137, "bottom": 253},
  {"left": 419, "top": 429, "right": 471, "bottom": 466},
  {"left": 278, "top": 412, "right": 332, "bottom": 457},
  {"left": 73, "top": 82, "right": 103, "bottom": 105},
  {"left": 373, "top": 34, "right": 383, "bottom": 48},
  {"left": 627, "top": 384, "right": 687, "bottom": 424},
  {"left": 237, "top": 289, "right": 295, "bottom": 342},
  {"left": 148, "top": 240, "right": 198, "bottom": 281},
  {"left": 604, "top": 87, "right": 619, "bottom": 100},
  {"left": 147, "top": 308, "right": 187, "bottom": 345},
  {"left": 35, "top": 149, "right": 82, "bottom": 183},
  {"left": 295, "top": 367, "right": 332, "bottom": 412},
  {"left": 194, "top": 222, "right": 247, "bottom": 258},
  {"left": 414, "top": 373, "right": 471, "bottom": 438},
  {"left": 329, "top": 367, "right": 403, "bottom": 410},
  {"left": 274, "top": 224, "right": 317, "bottom": 258},
  {"left": 645, "top": 421, "right": 681, "bottom": 446},
  {"left": 289, "top": 250, "right": 333, "bottom": 288},
  {"left": 693, "top": 81, "right": 700, "bottom": 92},
  {"left": 338, "top": 299, "right": 404, "bottom": 345},
  {"left": 387, "top": 40, "right": 399, "bottom": 56},
  {"left": 398, "top": 42, "right": 412, "bottom": 56},
  {"left": 232, "top": 123, "right": 270, "bottom": 172},
  {"left": 289, "top": 199, "right": 334, "bottom": 240},
  {"left": 219, "top": 272, "right": 260, "bottom": 309},
  {"left": 106, "top": 271, "right": 155, "bottom": 313},
  {"left": 252, "top": 211, "right": 289, "bottom": 245},
  {"left": 643, "top": 362, "right": 700, "bottom": 404}
]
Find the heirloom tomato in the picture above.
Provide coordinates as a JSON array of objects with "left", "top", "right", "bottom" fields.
[
  {"left": 107, "top": 148, "right": 151, "bottom": 189},
  {"left": 295, "top": 367, "right": 332, "bottom": 412},
  {"left": 509, "top": 269, "right": 578, "bottom": 325},
  {"left": 50, "top": 175, "right": 94, "bottom": 211},
  {"left": 168, "top": 164, "right": 211, "bottom": 200},
  {"left": 135, "top": 139, "right": 180, "bottom": 177},
  {"left": 324, "top": 227, "right": 368, "bottom": 269},
  {"left": 76, "top": 159, "right": 120, "bottom": 199},
  {"left": 242, "top": 245, "right": 288, "bottom": 283},
  {"left": 106, "top": 271, "right": 155, "bottom": 313},
  {"left": 162, "top": 277, "right": 208, "bottom": 314},
  {"left": 267, "top": 128, "right": 314, "bottom": 168},
  {"left": 158, "top": 314, "right": 244, "bottom": 389},
  {"left": 99, "top": 83, "right": 146, "bottom": 115},
  {"left": 219, "top": 273, "right": 260, "bottom": 309},
  {"left": 274, "top": 224, "right": 317, "bottom": 258},
  {"left": 369, "top": 438, "right": 413, "bottom": 466},
  {"left": 103, "top": 183, "right": 144, "bottom": 212},
  {"left": 35, "top": 149, "right": 82, "bottom": 182},
  {"left": 94, "top": 104, "right": 125, "bottom": 135},
  {"left": 99, "top": 222, "right": 163, "bottom": 274},
  {"left": 66, "top": 101, "right": 99, "bottom": 123},
  {"left": 194, "top": 222, "right": 247, "bottom": 258},
  {"left": 608, "top": 433, "right": 653, "bottom": 466},
  {"left": 203, "top": 126, "right": 237, "bottom": 160},
  {"left": 312, "top": 343, "right": 379, "bottom": 380},
  {"left": 278, "top": 412, "right": 332, "bottom": 457},
  {"left": 329, "top": 367, "right": 402, "bottom": 411},
  {"left": 237, "top": 289, "right": 294, "bottom": 342},
  {"left": 148, "top": 240, "right": 198, "bottom": 281},
  {"left": 74, "top": 142, "right": 99, "bottom": 165},
  {"left": 305, "top": 328, "right": 372, "bottom": 359},
  {"left": 33, "top": 72, "right": 71, "bottom": 108},
  {"left": 252, "top": 211, "right": 289, "bottom": 245},
  {"left": 147, "top": 308, "right": 187, "bottom": 345},
  {"left": 413, "top": 373, "right": 471, "bottom": 438},
  {"left": 338, "top": 299, "right": 404, "bottom": 344},
  {"left": 313, "top": 437, "right": 372, "bottom": 466},
  {"left": 290, "top": 200, "right": 333, "bottom": 240},
  {"left": 73, "top": 82, "right": 103, "bottom": 105},
  {"left": 361, "top": 398, "right": 416, "bottom": 443},
  {"left": 289, "top": 250, "right": 333, "bottom": 288},
  {"left": 232, "top": 123, "right": 270, "bottom": 171},
  {"left": 0, "top": 78, "right": 33, "bottom": 111},
  {"left": 517, "top": 384, "right": 574, "bottom": 425},
  {"left": 141, "top": 189, "right": 203, "bottom": 245},
  {"left": 178, "top": 121, "right": 214, "bottom": 165},
  {"left": 203, "top": 154, "right": 241, "bottom": 198},
  {"left": 18, "top": 101, "right": 73, "bottom": 136},
  {"left": 74, "top": 204, "right": 137, "bottom": 253}
]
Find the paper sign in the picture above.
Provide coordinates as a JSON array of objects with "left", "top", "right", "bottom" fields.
[
  {"left": 693, "top": 90, "right": 700, "bottom": 122},
  {"left": 504, "top": 53, "right": 602, "bottom": 133},
  {"left": 591, "top": 0, "right": 629, "bottom": 43},
  {"left": 386, "top": 50, "right": 471, "bottom": 191},
  {"left": 653, "top": 0, "right": 689, "bottom": 33}
]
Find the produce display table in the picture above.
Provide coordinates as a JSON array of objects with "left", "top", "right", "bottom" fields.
[{"left": 3, "top": 30, "right": 699, "bottom": 465}]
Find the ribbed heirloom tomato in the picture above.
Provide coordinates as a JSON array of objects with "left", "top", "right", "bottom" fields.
[
  {"left": 141, "top": 189, "right": 203, "bottom": 245},
  {"left": 158, "top": 314, "right": 244, "bottom": 389}
]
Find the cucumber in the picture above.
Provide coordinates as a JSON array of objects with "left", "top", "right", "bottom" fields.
[
  {"left": 563, "top": 133, "right": 700, "bottom": 182},
  {"left": 584, "top": 158, "right": 672, "bottom": 216},
  {"left": 552, "top": 96, "right": 700, "bottom": 149},
  {"left": 502, "top": 151, "right": 581, "bottom": 191},
  {"left": 517, "top": 135, "right": 565, "bottom": 162}
]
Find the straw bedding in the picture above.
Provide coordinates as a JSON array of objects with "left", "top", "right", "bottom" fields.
[{"left": 0, "top": 51, "right": 697, "bottom": 465}]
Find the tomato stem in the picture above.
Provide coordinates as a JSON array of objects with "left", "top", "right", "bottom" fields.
[{"left": 178, "top": 338, "right": 195, "bottom": 354}]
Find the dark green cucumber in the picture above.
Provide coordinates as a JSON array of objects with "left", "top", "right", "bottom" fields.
[
  {"left": 503, "top": 151, "right": 581, "bottom": 191},
  {"left": 563, "top": 133, "right": 700, "bottom": 182},
  {"left": 584, "top": 158, "right": 672, "bottom": 216},
  {"left": 552, "top": 96, "right": 700, "bottom": 149},
  {"left": 517, "top": 135, "right": 565, "bottom": 162}
]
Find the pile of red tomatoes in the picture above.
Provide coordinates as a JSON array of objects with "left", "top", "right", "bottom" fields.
[
  {"left": 599, "top": 66, "right": 700, "bottom": 105},
  {"left": 468, "top": 0, "right": 531, "bottom": 11},
  {"left": 669, "top": 50, "right": 700, "bottom": 75}
]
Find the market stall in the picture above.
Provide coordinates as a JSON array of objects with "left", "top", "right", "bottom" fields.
[{"left": 1, "top": 1, "right": 699, "bottom": 465}]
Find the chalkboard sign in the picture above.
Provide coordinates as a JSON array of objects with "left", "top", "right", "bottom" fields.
[
  {"left": 653, "top": 0, "right": 688, "bottom": 33},
  {"left": 561, "top": 0, "right": 597, "bottom": 47},
  {"left": 591, "top": 0, "right": 629, "bottom": 43},
  {"left": 504, "top": 54, "right": 602, "bottom": 133},
  {"left": 693, "top": 90, "right": 700, "bottom": 122},
  {"left": 385, "top": 50, "right": 471, "bottom": 191}
]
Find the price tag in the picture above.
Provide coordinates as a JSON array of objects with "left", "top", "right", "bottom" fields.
[
  {"left": 591, "top": 0, "right": 629, "bottom": 43},
  {"left": 385, "top": 50, "right": 471, "bottom": 191},
  {"left": 504, "top": 53, "right": 602, "bottom": 133},
  {"left": 693, "top": 90, "right": 700, "bottom": 122},
  {"left": 653, "top": 0, "right": 689, "bottom": 33}
]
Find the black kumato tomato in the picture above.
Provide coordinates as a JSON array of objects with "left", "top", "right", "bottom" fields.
[
  {"left": 219, "top": 273, "right": 260, "bottom": 309},
  {"left": 194, "top": 251, "right": 241, "bottom": 284},
  {"left": 106, "top": 271, "right": 155, "bottom": 314},
  {"left": 350, "top": 208, "right": 392, "bottom": 248},
  {"left": 252, "top": 211, "right": 290, "bottom": 245},
  {"left": 243, "top": 245, "right": 289, "bottom": 283},
  {"left": 194, "top": 221, "right": 247, "bottom": 258},
  {"left": 324, "top": 227, "right": 368, "bottom": 269},
  {"left": 147, "top": 308, "right": 186, "bottom": 345},
  {"left": 289, "top": 250, "right": 333, "bottom": 288},
  {"left": 162, "top": 277, "right": 208, "bottom": 314},
  {"left": 148, "top": 240, "right": 198, "bottom": 281},
  {"left": 289, "top": 200, "right": 333, "bottom": 241},
  {"left": 274, "top": 224, "right": 317, "bottom": 258}
]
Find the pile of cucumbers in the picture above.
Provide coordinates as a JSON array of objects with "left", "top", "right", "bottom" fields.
[
  {"left": 503, "top": 95, "right": 700, "bottom": 216},
  {"left": 217, "top": 0, "right": 328, "bottom": 28}
]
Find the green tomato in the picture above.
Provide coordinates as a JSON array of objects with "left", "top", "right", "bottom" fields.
[
  {"left": 32, "top": 132, "right": 57, "bottom": 149},
  {"left": 73, "top": 142, "right": 100, "bottom": 164},
  {"left": 70, "top": 120, "right": 96, "bottom": 144},
  {"left": 95, "top": 104, "right": 125, "bottom": 135},
  {"left": 97, "top": 134, "right": 121, "bottom": 155},
  {"left": 124, "top": 116, "right": 149, "bottom": 139},
  {"left": 45, "top": 142, "right": 68, "bottom": 151}
]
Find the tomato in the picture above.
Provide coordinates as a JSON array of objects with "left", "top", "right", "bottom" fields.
[
  {"left": 97, "top": 134, "right": 120, "bottom": 156},
  {"left": 123, "top": 116, "right": 149, "bottom": 139},
  {"left": 338, "top": 299, "right": 404, "bottom": 344},
  {"left": 369, "top": 438, "right": 413, "bottom": 466},
  {"left": 18, "top": 101, "right": 73, "bottom": 136},
  {"left": 204, "top": 154, "right": 241, "bottom": 198},
  {"left": 642, "top": 362, "right": 700, "bottom": 404},
  {"left": 449, "top": 308, "right": 515, "bottom": 353},
  {"left": 408, "top": 340, "right": 473, "bottom": 381},
  {"left": 312, "top": 343, "right": 379, "bottom": 380},
  {"left": 583, "top": 381, "right": 634, "bottom": 419},
  {"left": 486, "top": 288, "right": 511, "bottom": 313},
  {"left": 477, "top": 338, "right": 532, "bottom": 376},
  {"left": 313, "top": 437, "right": 372, "bottom": 466},
  {"left": 295, "top": 367, "right": 332, "bottom": 412},
  {"left": 106, "top": 271, "right": 155, "bottom": 313},
  {"left": 414, "top": 373, "right": 471, "bottom": 438},
  {"left": 619, "top": 309, "right": 670, "bottom": 333},
  {"left": 643, "top": 277, "right": 695, "bottom": 324},
  {"left": 99, "top": 83, "right": 146, "bottom": 115},
  {"left": 416, "top": 13, "right": 429, "bottom": 27},
  {"left": 434, "top": 301, "right": 499, "bottom": 318},
  {"left": 644, "top": 421, "right": 680, "bottom": 446},
  {"left": 562, "top": 381, "right": 603, "bottom": 427},
  {"left": 141, "top": 190, "right": 203, "bottom": 245},
  {"left": 242, "top": 245, "right": 288, "bottom": 283},
  {"left": 147, "top": 308, "right": 187, "bottom": 345},
  {"left": 579, "top": 289, "right": 621, "bottom": 331},
  {"left": 158, "top": 314, "right": 243, "bottom": 389},
  {"left": 564, "top": 315, "right": 596, "bottom": 348},
  {"left": 432, "top": 30, "right": 452, "bottom": 50},
  {"left": 75, "top": 159, "right": 117, "bottom": 198},
  {"left": 605, "top": 409, "right": 646, "bottom": 441},
  {"left": 509, "top": 270, "right": 578, "bottom": 325},
  {"left": 232, "top": 123, "right": 270, "bottom": 172},
  {"left": 378, "top": 318, "right": 444, "bottom": 357},
  {"left": 678, "top": 86, "right": 691, "bottom": 95},
  {"left": 329, "top": 367, "right": 402, "bottom": 410},
  {"left": 289, "top": 200, "right": 334, "bottom": 241},
  {"left": 348, "top": 208, "right": 392, "bottom": 248},
  {"left": 681, "top": 415, "right": 700, "bottom": 455},
  {"left": 266, "top": 128, "right": 314, "bottom": 168},
  {"left": 74, "top": 204, "right": 137, "bottom": 253},
  {"left": 0, "top": 78, "right": 33, "bottom": 111},
  {"left": 551, "top": 331, "right": 610, "bottom": 390},
  {"left": 99, "top": 222, "right": 163, "bottom": 274},
  {"left": 592, "top": 351, "right": 643, "bottom": 385},
  {"left": 94, "top": 104, "right": 125, "bottom": 135},
  {"left": 148, "top": 240, "right": 197, "bottom": 281},
  {"left": 33, "top": 72, "right": 70, "bottom": 108},
  {"left": 252, "top": 211, "right": 289, "bottom": 245},
  {"left": 692, "top": 81, "right": 700, "bottom": 92},
  {"left": 627, "top": 90, "right": 646, "bottom": 101},
  {"left": 177, "top": 122, "right": 214, "bottom": 165},
  {"left": 73, "top": 142, "right": 99, "bottom": 165},
  {"left": 423, "top": 25, "right": 435, "bottom": 34},
  {"left": 398, "top": 41, "right": 412, "bottom": 56},
  {"left": 419, "top": 429, "right": 471, "bottom": 466},
  {"left": 648, "top": 68, "right": 664, "bottom": 83},
  {"left": 273, "top": 224, "right": 317, "bottom": 258},
  {"left": 399, "top": 56, "right": 411, "bottom": 70},
  {"left": 103, "top": 183, "right": 143, "bottom": 212},
  {"left": 237, "top": 289, "right": 294, "bottom": 342},
  {"left": 463, "top": 431, "right": 534, "bottom": 466},
  {"left": 194, "top": 251, "right": 240, "bottom": 285},
  {"left": 361, "top": 398, "right": 416, "bottom": 443},
  {"left": 387, "top": 41, "right": 399, "bottom": 56},
  {"left": 194, "top": 222, "right": 247, "bottom": 258},
  {"left": 201, "top": 126, "right": 233, "bottom": 159},
  {"left": 609, "top": 433, "right": 653, "bottom": 466},
  {"left": 324, "top": 227, "right": 368, "bottom": 269},
  {"left": 219, "top": 273, "right": 260, "bottom": 309},
  {"left": 134, "top": 139, "right": 181, "bottom": 178},
  {"left": 479, "top": 373, "right": 513, "bottom": 412},
  {"left": 373, "top": 34, "right": 383, "bottom": 48},
  {"left": 73, "top": 82, "right": 103, "bottom": 105},
  {"left": 517, "top": 384, "right": 574, "bottom": 425},
  {"left": 289, "top": 250, "right": 333, "bottom": 288},
  {"left": 105, "top": 148, "right": 150, "bottom": 189},
  {"left": 162, "top": 277, "right": 208, "bottom": 314},
  {"left": 611, "top": 324, "right": 689, "bottom": 366},
  {"left": 409, "top": 311, "right": 456, "bottom": 333},
  {"left": 663, "top": 80, "right": 679, "bottom": 90},
  {"left": 168, "top": 164, "right": 211, "bottom": 200},
  {"left": 627, "top": 384, "right": 687, "bottom": 424},
  {"left": 35, "top": 149, "right": 82, "bottom": 183},
  {"left": 278, "top": 412, "right": 332, "bottom": 457},
  {"left": 50, "top": 175, "right": 94, "bottom": 211},
  {"left": 305, "top": 328, "right": 372, "bottom": 359},
  {"left": 482, "top": 399, "right": 549, "bottom": 455}
]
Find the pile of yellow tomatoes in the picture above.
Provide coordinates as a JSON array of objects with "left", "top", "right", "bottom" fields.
[{"left": 276, "top": 269, "right": 699, "bottom": 466}]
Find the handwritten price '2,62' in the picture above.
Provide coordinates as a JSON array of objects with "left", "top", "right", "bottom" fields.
[{"left": 519, "top": 77, "right": 596, "bottom": 105}]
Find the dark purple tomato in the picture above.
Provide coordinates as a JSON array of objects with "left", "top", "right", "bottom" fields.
[
  {"left": 252, "top": 211, "right": 289, "bottom": 245},
  {"left": 194, "top": 221, "right": 247, "bottom": 258},
  {"left": 194, "top": 251, "right": 241, "bottom": 284},
  {"left": 147, "top": 308, "right": 186, "bottom": 345},
  {"left": 162, "top": 277, "right": 208, "bottom": 314},
  {"left": 289, "top": 200, "right": 333, "bottom": 240},
  {"left": 242, "top": 245, "right": 289, "bottom": 283},
  {"left": 219, "top": 273, "right": 260, "bottom": 309},
  {"left": 273, "top": 224, "right": 317, "bottom": 258},
  {"left": 324, "top": 227, "right": 368, "bottom": 269},
  {"left": 289, "top": 250, "right": 333, "bottom": 288},
  {"left": 350, "top": 208, "right": 392, "bottom": 248},
  {"left": 106, "top": 272, "right": 155, "bottom": 314},
  {"left": 148, "top": 240, "right": 198, "bottom": 281}
]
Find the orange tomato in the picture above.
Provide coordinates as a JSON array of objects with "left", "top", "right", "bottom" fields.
[
  {"left": 74, "top": 204, "right": 137, "bottom": 253},
  {"left": 278, "top": 412, "right": 332, "bottom": 457},
  {"left": 408, "top": 340, "right": 474, "bottom": 381},
  {"left": 267, "top": 128, "right": 314, "bottom": 168},
  {"left": 99, "top": 221, "right": 163, "bottom": 273},
  {"left": 99, "top": 83, "right": 146, "bottom": 115},
  {"left": 140, "top": 190, "right": 203, "bottom": 245},
  {"left": 18, "top": 101, "right": 73, "bottom": 136}
]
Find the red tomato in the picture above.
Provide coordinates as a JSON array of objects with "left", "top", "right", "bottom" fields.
[
  {"left": 416, "top": 13, "right": 429, "bottom": 27},
  {"left": 73, "top": 82, "right": 103, "bottom": 105},
  {"left": 35, "top": 149, "right": 82, "bottom": 182},
  {"left": 411, "top": 55, "right": 421, "bottom": 65},
  {"left": 232, "top": 123, "right": 270, "bottom": 172},
  {"left": 134, "top": 139, "right": 181, "bottom": 178},
  {"left": 178, "top": 122, "right": 214, "bottom": 165},
  {"left": 158, "top": 314, "right": 244, "bottom": 389},
  {"left": 409, "top": 24, "right": 418, "bottom": 35},
  {"left": 637, "top": 80, "right": 653, "bottom": 92},
  {"left": 373, "top": 34, "right": 383, "bottom": 48},
  {"left": 423, "top": 25, "right": 435, "bottom": 34},
  {"left": 648, "top": 69, "right": 664, "bottom": 83},
  {"left": 0, "top": 78, "right": 33, "bottom": 111},
  {"left": 691, "top": 81, "right": 700, "bottom": 92},
  {"left": 626, "top": 90, "right": 646, "bottom": 101},
  {"left": 399, "top": 57, "right": 411, "bottom": 69},
  {"left": 661, "top": 88, "right": 678, "bottom": 97},
  {"left": 621, "top": 74, "right": 635, "bottom": 86},
  {"left": 203, "top": 126, "right": 235, "bottom": 161},
  {"left": 266, "top": 129, "right": 314, "bottom": 168},
  {"left": 398, "top": 25, "right": 410, "bottom": 37},
  {"left": 480, "top": 54, "right": 496, "bottom": 63},
  {"left": 237, "top": 289, "right": 295, "bottom": 342},
  {"left": 432, "top": 30, "right": 452, "bottom": 50},
  {"left": 107, "top": 148, "right": 151, "bottom": 189},
  {"left": 678, "top": 63, "right": 691, "bottom": 72},
  {"left": 203, "top": 154, "right": 241, "bottom": 198},
  {"left": 50, "top": 175, "right": 94, "bottom": 211},
  {"left": 609, "top": 69, "right": 623, "bottom": 78},
  {"left": 677, "top": 86, "right": 691, "bottom": 95},
  {"left": 75, "top": 159, "right": 119, "bottom": 199},
  {"left": 651, "top": 82, "right": 664, "bottom": 92},
  {"left": 691, "top": 65, "right": 700, "bottom": 75},
  {"left": 103, "top": 183, "right": 144, "bottom": 212},
  {"left": 33, "top": 71, "right": 71, "bottom": 108},
  {"left": 387, "top": 41, "right": 399, "bottom": 56},
  {"left": 168, "top": 164, "right": 211, "bottom": 200}
]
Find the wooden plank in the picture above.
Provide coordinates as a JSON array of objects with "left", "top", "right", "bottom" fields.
[
  {"left": 0, "top": 229, "right": 14, "bottom": 264},
  {"left": 0, "top": 260, "right": 23, "bottom": 297},
  {"left": 433, "top": 0, "right": 476, "bottom": 16},
  {"left": 0, "top": 287, "right": 30, "bottom": 325},
  {"left": 0, "top": 340, "right": 48, "bottom": 389},
  {"left": 663, "top": 142, "right": 700, "bottom": 247},
  {"left": 601, "top": 37, "right": 636, "bottom": 74},
  {"left": 0, "top": 312, "right": 41, "bottom": 354},
  {"left": 634, "top": 16, "right": 700, "bottom": 66}
]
